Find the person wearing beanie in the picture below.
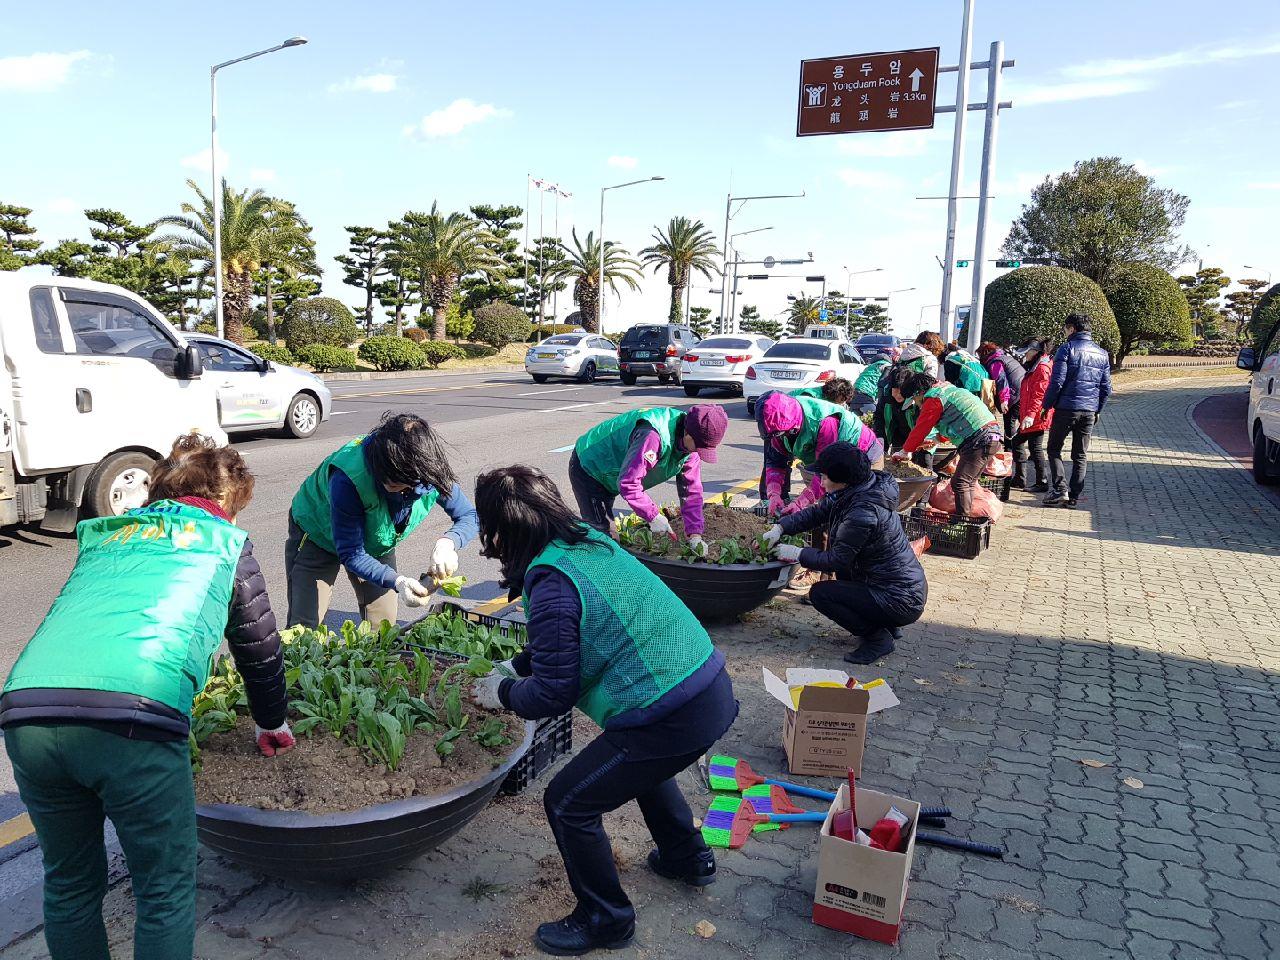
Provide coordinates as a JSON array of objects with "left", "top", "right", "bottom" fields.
[
  {"left": 571, "top": 405, "right": 729, "bottom": 548},
  {"left": 764, "top": 442, "right": 927, "bottom": 664}
]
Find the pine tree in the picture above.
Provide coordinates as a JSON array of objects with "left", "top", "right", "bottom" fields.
[
  {"left": 0, "top": 202, "right": 42, "bottom": 270},
  {"left": 335, "top": 227, "right": 389, "bottom": 332},
  {"left": 462, "top": 204, "right": 524, "bottom": 312}
]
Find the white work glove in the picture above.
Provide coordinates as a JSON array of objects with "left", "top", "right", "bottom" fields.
[
  {"left": 688, "top": 534, "right": 707, "bottom": 557},
  {"left": 762, "top": 524, "right": 783, "bottom": 548},
  {"left": 427, "top": 538, "right": 459, "bottom": 579},
  {"left": 396, "top": 575, "right": 431, "bottom": 608},
  {"left": 776, "top": 542, "right": 804, "bottom": 563},
  {"left": 254, "top": 722, "right": 296, "bottom": 757},
  {"left": 1020, "top": 415, "right": 1034, "bottom": 431},
  {"left": 495, "top": 659, "right": 518, "bottom": 678},
  {"left": 471, "top": 671, "right": 505, "bottom": 710},
  {"left": 891, "top": 450, "right": 909, "bottom": 462},
  {"left": 648, "top": 513, "right": 673, "bottom": 537}
]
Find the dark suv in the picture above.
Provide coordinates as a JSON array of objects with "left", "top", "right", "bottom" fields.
[
  {"left": 853, "top": 333, "right": 901, "bottom": 363},
  {"left": 618, "top": 324, "right": 697, "bottom": 385}
]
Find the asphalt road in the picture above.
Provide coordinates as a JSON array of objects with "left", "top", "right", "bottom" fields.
[{"left": 0, "top": 366, "right": 767, "bottom": 689}]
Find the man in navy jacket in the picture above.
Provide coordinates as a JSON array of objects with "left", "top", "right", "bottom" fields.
[{"left": 1042, "top": 314, "right": 1112, "bottom": 508}]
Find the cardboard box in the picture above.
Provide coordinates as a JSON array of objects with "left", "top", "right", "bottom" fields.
[
  {"left": 762, "top": 668, "right": 898, "bottom": 778},
  {"left": 812, "top": 783, "right": 920, "bottom": 944}
]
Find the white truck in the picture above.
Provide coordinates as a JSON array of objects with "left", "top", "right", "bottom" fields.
[
  {"left": 1237, "top": 325, "right": 1280, "bottom": 484},
  {"left": 0, "top": 273, "right": 224, "bottom": 532}
]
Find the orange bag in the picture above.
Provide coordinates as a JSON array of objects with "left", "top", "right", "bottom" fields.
[
  {"left": 984, "top": 452, "right": 1013, "bottom": 478},
  {"left": 928, "top": 478, "right": 1004, "bottom": 522}
]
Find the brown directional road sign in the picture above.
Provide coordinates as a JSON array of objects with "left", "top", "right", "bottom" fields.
[{"left": 797, "top": 47, "right": 939, "bottom": 136}]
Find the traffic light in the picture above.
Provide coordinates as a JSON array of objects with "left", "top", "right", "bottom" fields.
[
  {"left": 994, "top": 259, "right": 1022, "bottom": 268},
  {"left": 955, "top": 260, "right": 970, "bottom": 268}
]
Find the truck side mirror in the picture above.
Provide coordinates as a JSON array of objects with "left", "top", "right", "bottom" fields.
[
  {"left": 1236, "top": 346, "right": 1258, "bottom": 371},
  {"left": 180, "top": 344, "right": 204, "bottom": 379}
]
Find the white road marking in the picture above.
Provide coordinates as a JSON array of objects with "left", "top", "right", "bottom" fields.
[
  {"left": 557, "top": 400, "right": 618, "bottom": 412},
  {"left": 549, "top": 444, "right": 575, "bottom": 453},
  {"left": 516, "top": 386, "right": 582, "bottom": 397},
  {"left": 330, "top": 411, "right": 356, "bottom": 416}
]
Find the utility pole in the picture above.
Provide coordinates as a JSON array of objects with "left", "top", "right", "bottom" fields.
[
  {"left": 967, "top": 39, "right": 1005, "bottom": 351},
  {"left": 938, "top": 0, "right": 974, "bottom": 340}
]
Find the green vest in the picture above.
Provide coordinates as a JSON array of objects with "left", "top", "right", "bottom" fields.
[
  {"left": 3, "top": 502, "right": 246, "bottom": 715},
  {"left": 524, "top": 529, "right": 714, "bottom": 726},
  {"left": 854, "top": 359, "right": 890, "bottom": 397},
  {"left": 291, "top": 439, "right": 439, "bottom": 558},
  {"left": 783, "top": 396, "right": 864, "bottom": 466},
  {"left": 925, "top": 383, "right": 996, "bottom": 444},
  {"left": 949, "top": 350, "right": 987, "bottom": 394},
  {"left": 787, "top": 386, "right": 826, "bottom": 401},
  {"left": 574, "top": 408, "right": 688, "bottom": 494}
]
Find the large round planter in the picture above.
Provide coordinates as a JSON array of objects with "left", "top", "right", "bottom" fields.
[
  {"left": 195, "top": 720, "right": 536, "bottom": 881},
  {"left": 625, "top": 549, "right": 795, "bottom": 621},
  {"left": 895, "top": 475, "right": 936, "bottom": 512}
]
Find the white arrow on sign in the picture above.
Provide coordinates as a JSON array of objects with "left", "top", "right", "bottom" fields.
[{"left": 909, "top": 68, "right": 924, "bottom": 92}]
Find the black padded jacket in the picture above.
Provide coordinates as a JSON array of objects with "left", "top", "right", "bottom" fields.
[{"left": 0, "top": 538, "right": 288, "bottom": 741}]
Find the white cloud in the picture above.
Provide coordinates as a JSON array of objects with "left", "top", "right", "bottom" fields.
[
  {"left": 403, "top": 98, "right": 510, "bottom": 139},
  {"left": 608, "top": 155, "right": 638, "bottom": 169},
  {"left": 1061, "top": 39, "right": 1280, "bottom": 80},
  {"left": 329, "top": 73, "right": 398, "bottom": 94},
  {"left": 836, "top": 168, "right": 904, "bottom": 190},
  {"left": 179, "top": 146, "right": 229, "bottom": 174},
  {"left": 1014, "top": 78, "right": 1151, "bottom": 107},
  {"left": 835, "top": 128, "right": 945, "bottom": 158},
  {"left": 46, "top": 197, "right": 78, "bottom": 215},
  {"left": 1249, "top": 182, "right": 1280, "bottom": 190},
  {"left": 0, "top": 50, "right": 90, "bottom": 92},
  {"left": 249, "top": 168, "right": 277, "bottom": 183}
]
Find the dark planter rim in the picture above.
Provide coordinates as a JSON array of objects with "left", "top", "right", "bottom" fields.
[
  {"left": 195, "top": 718, "right": 536, "bottom": 829},
  {"left": 621, "top": 544, "right": 798, "bottom": 574}
]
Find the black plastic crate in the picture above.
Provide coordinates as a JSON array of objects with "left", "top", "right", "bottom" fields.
[
  {"left": 977, "top": 474, "right": 1012, "bottom": 502},
  {"left": 403, "top": 601, "right": 572, "bottom": 794},
  {"left": 901, "top": 507, "right": 992, "bottom": 560}
]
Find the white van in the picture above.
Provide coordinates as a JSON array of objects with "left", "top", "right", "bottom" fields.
[{"left": 0, "top": 273, "right": 223, "bottom": 531}]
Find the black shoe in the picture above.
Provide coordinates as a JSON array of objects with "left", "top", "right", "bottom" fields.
[
  {"left": 1061, "top": 498, "right": 1078, "bottom": 509},
  {"left": 534, "top": 915, "right": 635, "bottom": 956},
  {"left": 844, "top": 629, "right": 895, "bottom": 665},
  {"left": 1043, "top": 493, "right": 1065, "bottom": 506},
  {"left": 647, "top": 849, "right": 716, "bottom": 887},
  {"left": 1029, "top": 483, "right": 1049, "bottom": 493},
  {"left": 890, "top": 627, "right": 904, "bottom": 640}
]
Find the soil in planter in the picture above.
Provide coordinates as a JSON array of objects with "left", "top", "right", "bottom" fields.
[
  {"left": 886, "top": 459, "right": 934, "bottom": 480},
  {"left": 194, "top": 708, "right": 524, "bottom": 814},
  {"left": 641, "top": 503, "right": 773, "bottom": 562}
]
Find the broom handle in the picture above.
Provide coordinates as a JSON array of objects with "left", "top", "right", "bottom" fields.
[
  {"left": 764, "top": 812, "right": 829, "bottom": 824},
  {"left": 765, "top": 779, "right": 836, "bottom": 801},
  {"left": 915, "top": 831, "right": 1003, "bottom": 858},
  {"left": 920, "top": 805, "right": 951, "bottom": 819}
]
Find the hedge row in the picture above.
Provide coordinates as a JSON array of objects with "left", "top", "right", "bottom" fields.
[{"left": 356, "top": 336, "right": 466, "bottom": 372}]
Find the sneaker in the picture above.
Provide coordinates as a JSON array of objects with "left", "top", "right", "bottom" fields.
[
  {"left": 1029, "top": 483, "right": 1049, "bottom": 493},
  {"left": 1061, "top": 498, "right": 1078, "bottom": 509},
  {"left": 647, "top": 849, "right": 717, "bottom": 888},
  {"left": 534, "top": 914, "right": 635, "bottom": 956},
  {"left": 1043, "top": 493, "right": 1065, "bottom": 506}
]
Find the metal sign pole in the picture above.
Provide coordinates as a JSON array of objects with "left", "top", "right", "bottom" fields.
[
  {"left": 968, "top": 39, "right": 1004, "bottom": 352},
  {"left": 939, "top": 0, "right": 975, "bottom": 341},
  {"left": 718, "top": 193, "right": 731, "bottom": 335}
]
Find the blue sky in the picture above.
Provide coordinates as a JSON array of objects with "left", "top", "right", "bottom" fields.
[{"left": 3, "top": 1, "right": 1278, "bottom": 336}]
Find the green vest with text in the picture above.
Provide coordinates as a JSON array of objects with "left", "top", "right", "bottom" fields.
[
  {"left": 784, "top": 396, "right": 864, "bottom": 466},
  {"left": 524, "top": 529, "right": 714, "bottom": 726},
  {"left": 3, "top": 502, "right": 245, "bottom": 716},
  {"left": 291, "top": 439, "right": 439, "bottom": 558},
  {"left": 925, "top": 383, "right": 996, "bottom": 445},
  {"left": 574, "top": 408, "right": 688, "bottom": 494},
  {"left": 788, "top": 386, "right": 826, "bottom": 401},
  {"left": 854, "top": 359, "right": 890, "bottom": 397}
]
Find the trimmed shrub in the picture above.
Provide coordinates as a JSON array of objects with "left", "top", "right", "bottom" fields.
[
  {"left": 296, "top": 344, "right": 357, "bottom": 372},
  {"left": 1250, "top": 283, "right": 1280, "bottom": 350},
  {"left": 403, "top": 327, "right": 430, "bottom": 344},
  {"left": 1102, "top": 262, "right": 1192, "bottom": 365},
  {"left": 251, "top": 342, "right": 295, "bottom": 366},
  {"left": 983, "top": 265, "right": 1120, "bottom": 357},
  {"left": 472, "top": 301, "right": 532, "bottom": 349},
  {"left": 358, "top": 336, "right": 425, "bottom": 372},
  {"left": 283, "top": 297, "right": 360, "bottom": 352},
  {"left": 445, "top": 304, "right": 474, "bottom": 341},
  {"left": 419, "top": 341, "right": 466, "bottom": 368}
]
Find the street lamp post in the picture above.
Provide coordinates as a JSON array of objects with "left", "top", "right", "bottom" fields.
[
  {"left": 841, "top": 266, "right": 883, "bottom": 333},
  {"left": 597, "top": 176, "right": 663, "bottom": 334},
  {"left": 727, "top": 226, "right": 773, "bottom": 334},
  {"left": 1245, "top": 264, "right": 1272, "bottom": 286},
  {"left": 718, "top": 191, "right": 804, "bottom": 336},
  {"left": 210, "top": 36, "right": 307, "bottom": 340}
]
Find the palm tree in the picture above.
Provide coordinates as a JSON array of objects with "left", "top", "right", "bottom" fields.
[
  {"left": 549, "top": 229, "right": 642, "bottom": 333},
  {"left": 395, "top": 203, "right": 498, "bottom": 340},
  {"left": 154, "top": 179, "right": 306, "bottom": 344},
  {"left": 785, "top": 295, "right": 820, "bottom": 333},
  {"left": 639, "top": 217, "right": 720, "bottom": 324},
  {"left": 257, "top": 202, "right": 317, "bottom": 344}
]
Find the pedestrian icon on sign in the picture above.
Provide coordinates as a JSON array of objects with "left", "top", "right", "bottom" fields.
[{"left": 805, "top": 84, "right": 827, "bottom": 108}]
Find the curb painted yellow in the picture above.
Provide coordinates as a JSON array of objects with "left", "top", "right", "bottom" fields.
[{"left": 0, "top": 813, "right": 33, "bottom": 848}]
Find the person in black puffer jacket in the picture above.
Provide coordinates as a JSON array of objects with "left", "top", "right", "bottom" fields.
[
  {"left": 767, "top": 442, "right": 927, "bottom": 665},
  {"left": 0, "top": 436, "right": 290, "bottom": 960}
]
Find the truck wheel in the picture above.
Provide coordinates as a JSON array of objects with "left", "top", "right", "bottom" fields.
[
  {"left": 1253, "top": 427, "right": 1277, "bottom": 485},
  {"left": 285, "top": 393, "right": 321, "bottom": 439},
  {"left": 84, "top": 452, "right": 155, "bottom": 518}
]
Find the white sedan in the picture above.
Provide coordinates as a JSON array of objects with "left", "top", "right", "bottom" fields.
[
  {"left": 742, "top": 337, "right": 867, "bottom": 417},
  {"left": 679, "top": 335, "right": 775, "bottom": 397},
  {"left": 188, "top": 335, "right": 332, "bottom": 438},
  {"left": 525, "top": 333, "right": 620, "bottom": 383}
]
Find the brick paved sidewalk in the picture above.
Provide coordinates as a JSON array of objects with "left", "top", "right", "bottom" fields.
[{"left": 4, "top": 376, "right": 1277, "bottom": 960}]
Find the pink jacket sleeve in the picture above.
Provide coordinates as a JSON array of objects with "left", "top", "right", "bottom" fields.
[{"left": 617, "top": 430, "right": 662, "bottom": 522}]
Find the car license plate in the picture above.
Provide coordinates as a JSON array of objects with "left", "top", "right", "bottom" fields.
[
  {"left": 701, "top": 359, "right": 725, "bottom": 367},
  {"left": 537, "top": 352, "right": 557, "bottom": 359},
  {"left": 633, "top": 352, "right": 652, "bottom": 359},
  {"left": 773, "top": 370, "right": 803, "bottom": 380}
]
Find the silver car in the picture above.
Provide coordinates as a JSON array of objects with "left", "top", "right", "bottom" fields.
[
  {"left": 525, "top": 333, "right": 620, "bottom": 383},
  {"left": 188, "top": 335, "right": 332, "bottom": 438}
]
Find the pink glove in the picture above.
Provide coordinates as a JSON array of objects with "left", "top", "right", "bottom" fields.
[
  {"left": 255, "top": 722, "right": 296, "bottom": 757},
  {"left": 780, "top": 500, "right": 802, "bottom": 517}
]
